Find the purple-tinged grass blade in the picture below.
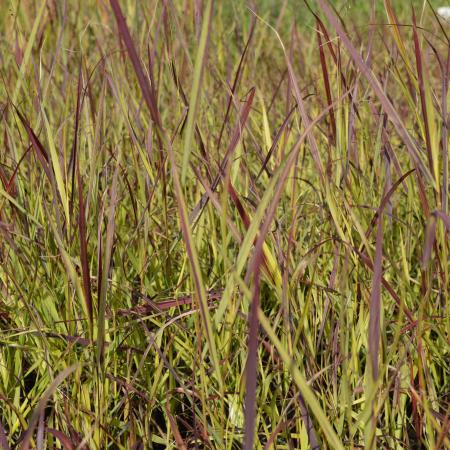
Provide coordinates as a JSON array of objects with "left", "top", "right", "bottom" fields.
[
  {"left": 37, "top": 412, "right": 44, "bottom": 450},
  {"left": 285, "top": 57, "right": 325, "bottom": 182},
  {"left": 14, "top": 108, "right": 53, "bottom": 182},
  {"left": 216, "top": 15, "right": 256, "bottom": 153},
  {"left": 364, "top": 169, "right": 416, "bottom": 241},
  {"left": 422, "top": 210, "right": 450, "bottom": 268},
  {"left": 69, "top": 63, "right": 84, "bottom": 221},
  {"left": 243, "top": 257, "right": 262, "bottom": 450},
  {"left": 442, "top": 46, "right": 450, "bottom": 215},
  {"left": 165, "top": 402, "right": 188, "bottom": 450},
  {"left": 346, "top": 243, "right": 415, "bottom": 324},
  {"left": 189, "top": 87, "right": 256, "bottom": 225},
  {"left": 109, "top": 0, "right": 223, "bottom": 390},
  {"left": 181, "top": 0, "right": 213, "bottom": 182},
  {"left": 434, "top": 210, "right": 450, "bottom": 230},
  {"left": 422, "top": 214, "right": 437, "bottom": 269},
  {"left": 243, "top": 98, "right": 351, "bottom": 450},
  {"left": 77, "top": 157, "right": 93, "bottom": 331},
  {"left": 255, "top": 105, "right": 296, "bottom": 181},
  {"left": 316, "top": 18, "right": 336, "bottom": 145},
  {"left": 299, "top": 395, "right": 320, "bottom": 450},
  {"left": 0, "top": 419, "right": 10, "bottom": 450},
  {"left": 46, "top": 429, "right": 75, "bottom": 450},
  {"left": 4, "top": 144, "right": 32, "bottom": 197},
  {"left": 110, "top": 0, "right": 161, "bottom": 129},
  {"left": 316, "top": 0, "right": 433, "bottom": 184},
  {"left": 0, "top": 166, "right": 9, "bottom": 194},
  {"left": 170, "top": 61, "right": 209, "bottom": 172}
]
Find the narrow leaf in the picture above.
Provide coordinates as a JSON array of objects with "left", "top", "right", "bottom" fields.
[{"left": 181, "top": 0, "right": 213, "bottom": 182}]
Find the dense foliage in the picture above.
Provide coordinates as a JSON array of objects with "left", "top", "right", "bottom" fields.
[{"left": 0, "top": 0, "right": 448, "bottom": 448}]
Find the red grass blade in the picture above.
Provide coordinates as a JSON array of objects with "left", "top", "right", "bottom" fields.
[
  {"left": 346, "top": 243, "right": 415, "bottom": 325},
  {"left": 109, "top": 0, "right": 161, "bottom": 128},
  {"left": 434, "top": 210, "right": 450, "bottom": 230},
  {"left": 14, "top": 108, "right": 53, "bottom": 182},
  {"left": 316, "top": 18, "right": 336, "bottom": 144},
  {"left": 5, "top": 144, "right": 32, "bottom": 196},
  {"left": 97, "top": 156, "right": 120, "bottom": 368}
]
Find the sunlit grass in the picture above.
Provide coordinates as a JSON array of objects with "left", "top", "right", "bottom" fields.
[{"left": 0, "top": 0, "right": 448, "bottom": 448}]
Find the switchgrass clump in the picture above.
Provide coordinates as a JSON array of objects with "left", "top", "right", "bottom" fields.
[{"left": 0, "top": 0, "right": 448, "bottom": 448}]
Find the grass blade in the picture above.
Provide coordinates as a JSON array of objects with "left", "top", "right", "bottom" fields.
[
  {"left": 181, "top": 0, "right": 213, "bottom": 183},
  {"left": 258, "top": 310, "right": 344, "bottom": 450},
  {"left": 368, "top": 203, "right": 384, "bottom": 381},
  {"left": 77, "top": 157, "right": 93, "bottom": 332},
  {"left": 243, "top": 261, "right": 261, "bottom": 450},
  {"left": 110, "top": 0, "right": 161, "bottom": 128},
  {"left": 19, "top": 365, "right": 78, "bottom": 450},
  {"left": 0, "top": 420, "right": 10, "bottom": 450},
  {"left": 317, "top": 0, "right": 433, "bottom": 184},
  {"left": 97, "top": 151, "right": 121, "bottom": 369}
]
